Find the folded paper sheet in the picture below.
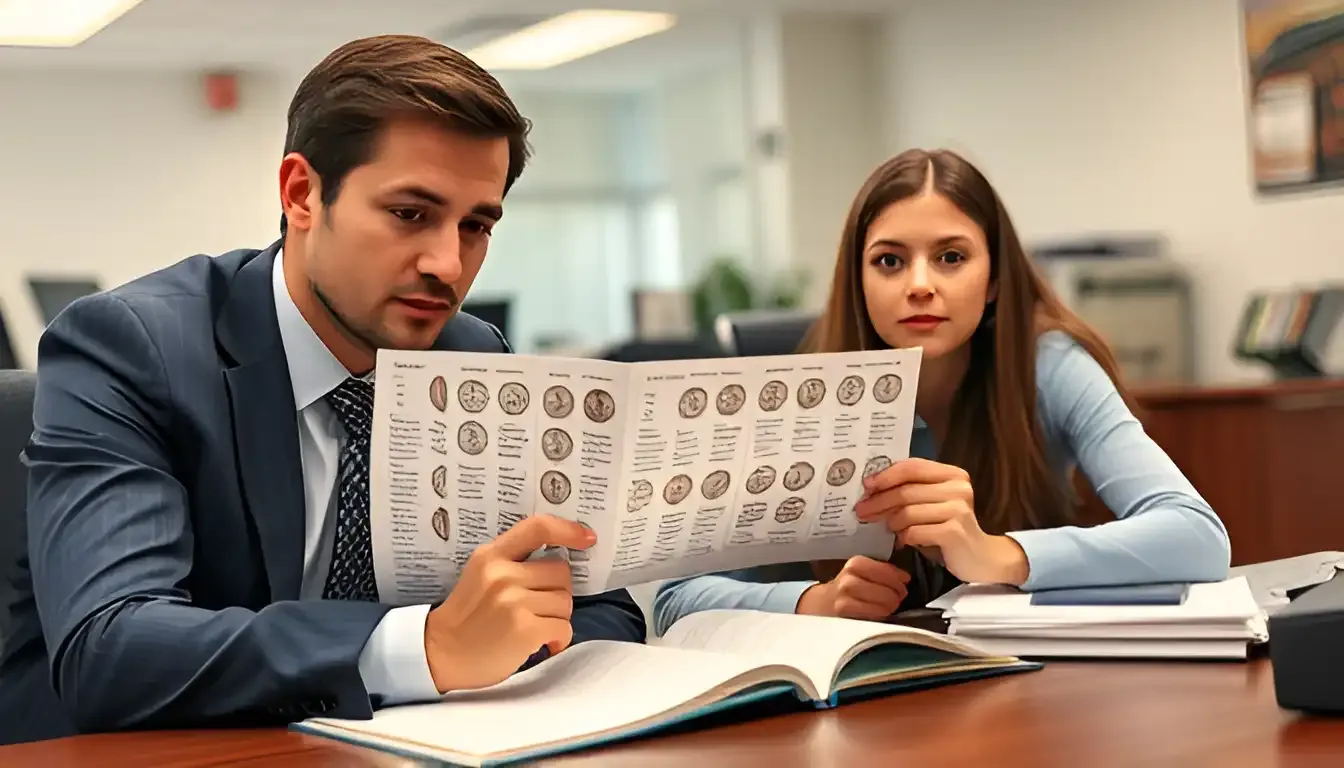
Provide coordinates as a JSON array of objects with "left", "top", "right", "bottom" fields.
[{"left": 369, "top": 347, "right": 922, "bottom": 601}]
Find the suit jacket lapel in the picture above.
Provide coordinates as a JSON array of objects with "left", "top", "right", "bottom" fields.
[{"left": 216, "top": 241, "right": 306, "bottom": 602}]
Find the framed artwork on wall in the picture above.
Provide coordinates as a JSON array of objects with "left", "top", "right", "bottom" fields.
[{"left": 1243, "top": 0, "right": 1344, "bottom": 193}]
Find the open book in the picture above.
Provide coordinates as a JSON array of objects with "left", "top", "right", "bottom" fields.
[
  {"left": 369, "top": 347, "right": 922, "bottom": 603},
  {"left": 293, "top": 609, "right": 1041, "bottom": 766}
]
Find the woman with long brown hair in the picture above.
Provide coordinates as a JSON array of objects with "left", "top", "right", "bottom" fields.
[{"left": 652, "top": 149, "right": 1229, "bottom": 634}]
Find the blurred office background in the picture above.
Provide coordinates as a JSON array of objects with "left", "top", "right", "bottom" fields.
[
  {"left": 3, "top": 0, "right": 1340, "bottom": 381},
  {"left": 3, "top": 0, "right": 1344, "bottom": 619}
]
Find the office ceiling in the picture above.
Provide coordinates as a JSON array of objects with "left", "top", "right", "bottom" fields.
[{"left": 0, "top": 0, "right": 900, "bottom": 92}]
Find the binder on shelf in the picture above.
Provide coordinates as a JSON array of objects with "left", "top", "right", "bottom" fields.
[{"left": 1233, "top": 286, "right": 1344, "bottom": 379}]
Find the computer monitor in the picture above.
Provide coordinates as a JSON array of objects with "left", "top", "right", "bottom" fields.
[
  {"left": 27, "top": 277, "right": 103, "bottom": 326},
  {"left": 714, "top": 309, "right": 818, "bottom": 357},
  {"left": 631, "top": 289, "right": 695, "bottom": 340},
  {"left": 461, "top": 299, "right": 511, "bottom": 345}
]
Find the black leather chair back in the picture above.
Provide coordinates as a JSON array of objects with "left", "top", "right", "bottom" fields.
[
  {"left": 598, "top": 338, "right": 723, "bottom": 363},
  {"left": 0, "top": 370, "right": 36, "bottom": 659},
  {"left": 0, "top": 370, "right": 76, "bottom": 744}
]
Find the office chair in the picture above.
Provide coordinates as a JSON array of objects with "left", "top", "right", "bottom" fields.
[
  {"left": 461, "top": 299, "right": 512, "bottom": 346},
  {"left": 713, "top": 309, "right": 818, "bottom": 357},
  {"left": 0, "top": 370, "right": 36, "bottom": 661},
  {"left": 0, "top": 305, "right": 18, "bottom": 370},
  {"left": 598, "top": 338, "right": 723, "bottom": 363},
  {"left": 0, "top": 370, "right": 69, "bottom": 746}
]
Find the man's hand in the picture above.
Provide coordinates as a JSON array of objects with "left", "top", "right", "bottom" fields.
[
  {"left": 423, "top": 515, "right": 595, "bottom": 693},
  {"left": 795, "top": 556, "right": 911, "bottom": 620}
]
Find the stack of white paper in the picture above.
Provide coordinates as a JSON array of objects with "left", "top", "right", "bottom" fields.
[{"left": 927, "top": 577, "right": 1268, "bottom": 660}]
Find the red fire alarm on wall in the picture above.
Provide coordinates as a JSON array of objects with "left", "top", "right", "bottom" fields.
[{"left": 204, "top": 72, "right": 238, "bottom": 112}]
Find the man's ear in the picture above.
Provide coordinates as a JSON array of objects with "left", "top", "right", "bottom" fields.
[{"left": 279, "top": 153, "right": 321, "bottom": 232}]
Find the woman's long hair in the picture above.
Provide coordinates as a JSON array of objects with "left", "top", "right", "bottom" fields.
[{"left": 802, "top": 149, "right": 1135, "bottom": 580}]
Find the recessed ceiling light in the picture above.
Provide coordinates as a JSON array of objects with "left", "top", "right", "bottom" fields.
[
  {"left": 0, "top": 0, "right": 144, "bottom": 48},
  {"left": 467, "top": 9, "right": 676, "bottom": 71}
]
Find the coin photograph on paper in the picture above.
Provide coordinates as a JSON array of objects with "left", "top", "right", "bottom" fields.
[
  {"left": 431, "top": 507, "right": 451, "bottom": 542},
  {"left": 826, "top": 458, "right": 856, "bottom": 486},
  {"left": 541, "top": 427, "right": 573, "bottom": 462},
  {"left": 457, "top": 421, "right": 488, "bottom": 456},
  {"left": 744, "top": 465, "right": 777, "bottom": 494},
  {"left": 783, "top": 461, "right": 815, "bottom": 492},
  {"left": 583, "top": 388, "right": 616, "bottom": 423},
  {"left": 498, "top": 382, "right": 530, "bottom": 416},
  {"left": 429, "top": 376, "right": 449, "bottom": 412},
  {"left": 540, "top": 470, "right": 572, "bottom": 505},
  {"left": 796, "top": 378, "right": 826, "bottom": 409},
  {"left": 836, "top": 374, "right": 865, "bottom": 406},
  {"left": 663, "top": 474, "right": 694, "bottom": 505},
  {"left": 431, "top": 465, "right": 448, "bottom": 498},
  {"left": 701, "top": 469, "right": 731, "bottom": 500},
  {"left": 678, "top": 387, "right": 709, "bottom": 419},
  {"left": 863, "top": 455, "right": 892, "bottom": 478},
  {"left": 627, "top": 478, "right": 654, "bottom": 512},
  {"left": 758, "top": 380, "right": 788, "bottom": 412},
  {"left": 543, "top": 384, "right": 574, "bottom": 419},
  {"left": 774, "top": 497, "right": 806, "bottom": 524},
  {"left": 715, "top": 384, "right": 746, "bottom": 416},
  {"left": 873, "top": 373, "right": 903, "bottom": 404},
  {"left": 457, "top": 380, "right": 490, "bottom": 413}
]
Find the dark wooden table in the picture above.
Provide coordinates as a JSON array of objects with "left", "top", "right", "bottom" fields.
[{"left": 4, "top": 659, "right": 1342, "bottom": 767}]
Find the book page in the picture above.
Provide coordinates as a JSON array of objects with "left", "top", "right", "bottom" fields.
[
  {"left": 658, "top": 609, "right": 986, "bottom": 697},
  {"left": 369, "top": 350, "right": 629, "bottom": 603},
  {"left": 300, "top": 640, "right": 811, "bottom": 763},
  {"left": 600, "top": 348, "right": 921, "bottom": 590}
]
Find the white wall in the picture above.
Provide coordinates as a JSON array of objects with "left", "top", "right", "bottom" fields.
[
  {"left": 0, "top": 70, "right": 290, "bottom": 366},
  {"left": 0, "top": 73, "right": 662, "bottom": 362},
  {"left": 637, "top": 63, "right": 753, "bottom": 286},
  {"left": 779, "top": 13, "right": 885, "bottom": 305},
  {"left": 472, "top": 91, "right": 640, "bottom": 352},
  {"left": 881, "top": 0, "right": 1344, "bottom": 384}
]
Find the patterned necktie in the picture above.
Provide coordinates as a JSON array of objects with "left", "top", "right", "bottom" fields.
[{"left": 322, "top": 377, "right": 380, "bottom": 602}]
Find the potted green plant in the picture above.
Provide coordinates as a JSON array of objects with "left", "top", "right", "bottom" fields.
[
  {"left": 689, "top": 256, "right": 809, "bottom": 336},
  {"left": 690, "top": 256, "right": 754, "bottom": 335}
]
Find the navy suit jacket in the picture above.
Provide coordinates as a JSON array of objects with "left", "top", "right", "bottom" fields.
[{"left": 0, "top": 242, "right": 645, "bottom": 744}]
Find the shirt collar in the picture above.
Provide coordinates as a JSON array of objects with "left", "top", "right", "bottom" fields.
[{"left": 272, "top": 248, "right": 353, "bottom": 412}]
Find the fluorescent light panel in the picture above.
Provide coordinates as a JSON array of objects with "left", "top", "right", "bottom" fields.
[
  {"left": 0, "top": 0, "right": 144, "bottom": 47},
  {"left": 467, "top": 9, "right": 676, "bottom": 71}
]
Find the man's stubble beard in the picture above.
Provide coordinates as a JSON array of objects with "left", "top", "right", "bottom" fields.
[
  {"left": 312, "top": 279, "right": 455, "bottom": 358},
  {"left": 306, "top": 213, "right": 457, "bottom": 358},
  {"left": 311, "top": 280, "right": 395, "bottom": 356}
]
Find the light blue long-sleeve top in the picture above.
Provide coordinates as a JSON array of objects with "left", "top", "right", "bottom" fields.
[{"left": 652, "top": 331, "right": 1231, "bottom": 636}]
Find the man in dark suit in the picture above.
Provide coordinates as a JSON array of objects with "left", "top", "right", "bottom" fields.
[{"left": 0, "top": 34, "right": 645, "bottom": 745}]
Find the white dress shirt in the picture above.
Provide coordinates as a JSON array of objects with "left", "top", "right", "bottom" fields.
[{"left": 271, "top": 250, "right": 440, "bottom": 705}]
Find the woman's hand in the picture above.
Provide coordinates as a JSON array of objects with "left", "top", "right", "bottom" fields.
[
  {"left": 854, "top": 458, "right": 1030, "bottom": 586},
  {"left": 796, "top": 556, "right": 911, "bottom": 620}
]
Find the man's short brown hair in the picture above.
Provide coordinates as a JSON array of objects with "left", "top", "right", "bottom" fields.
[{"left": 282, "top": 34, "right": 531, "bottom": 229}]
